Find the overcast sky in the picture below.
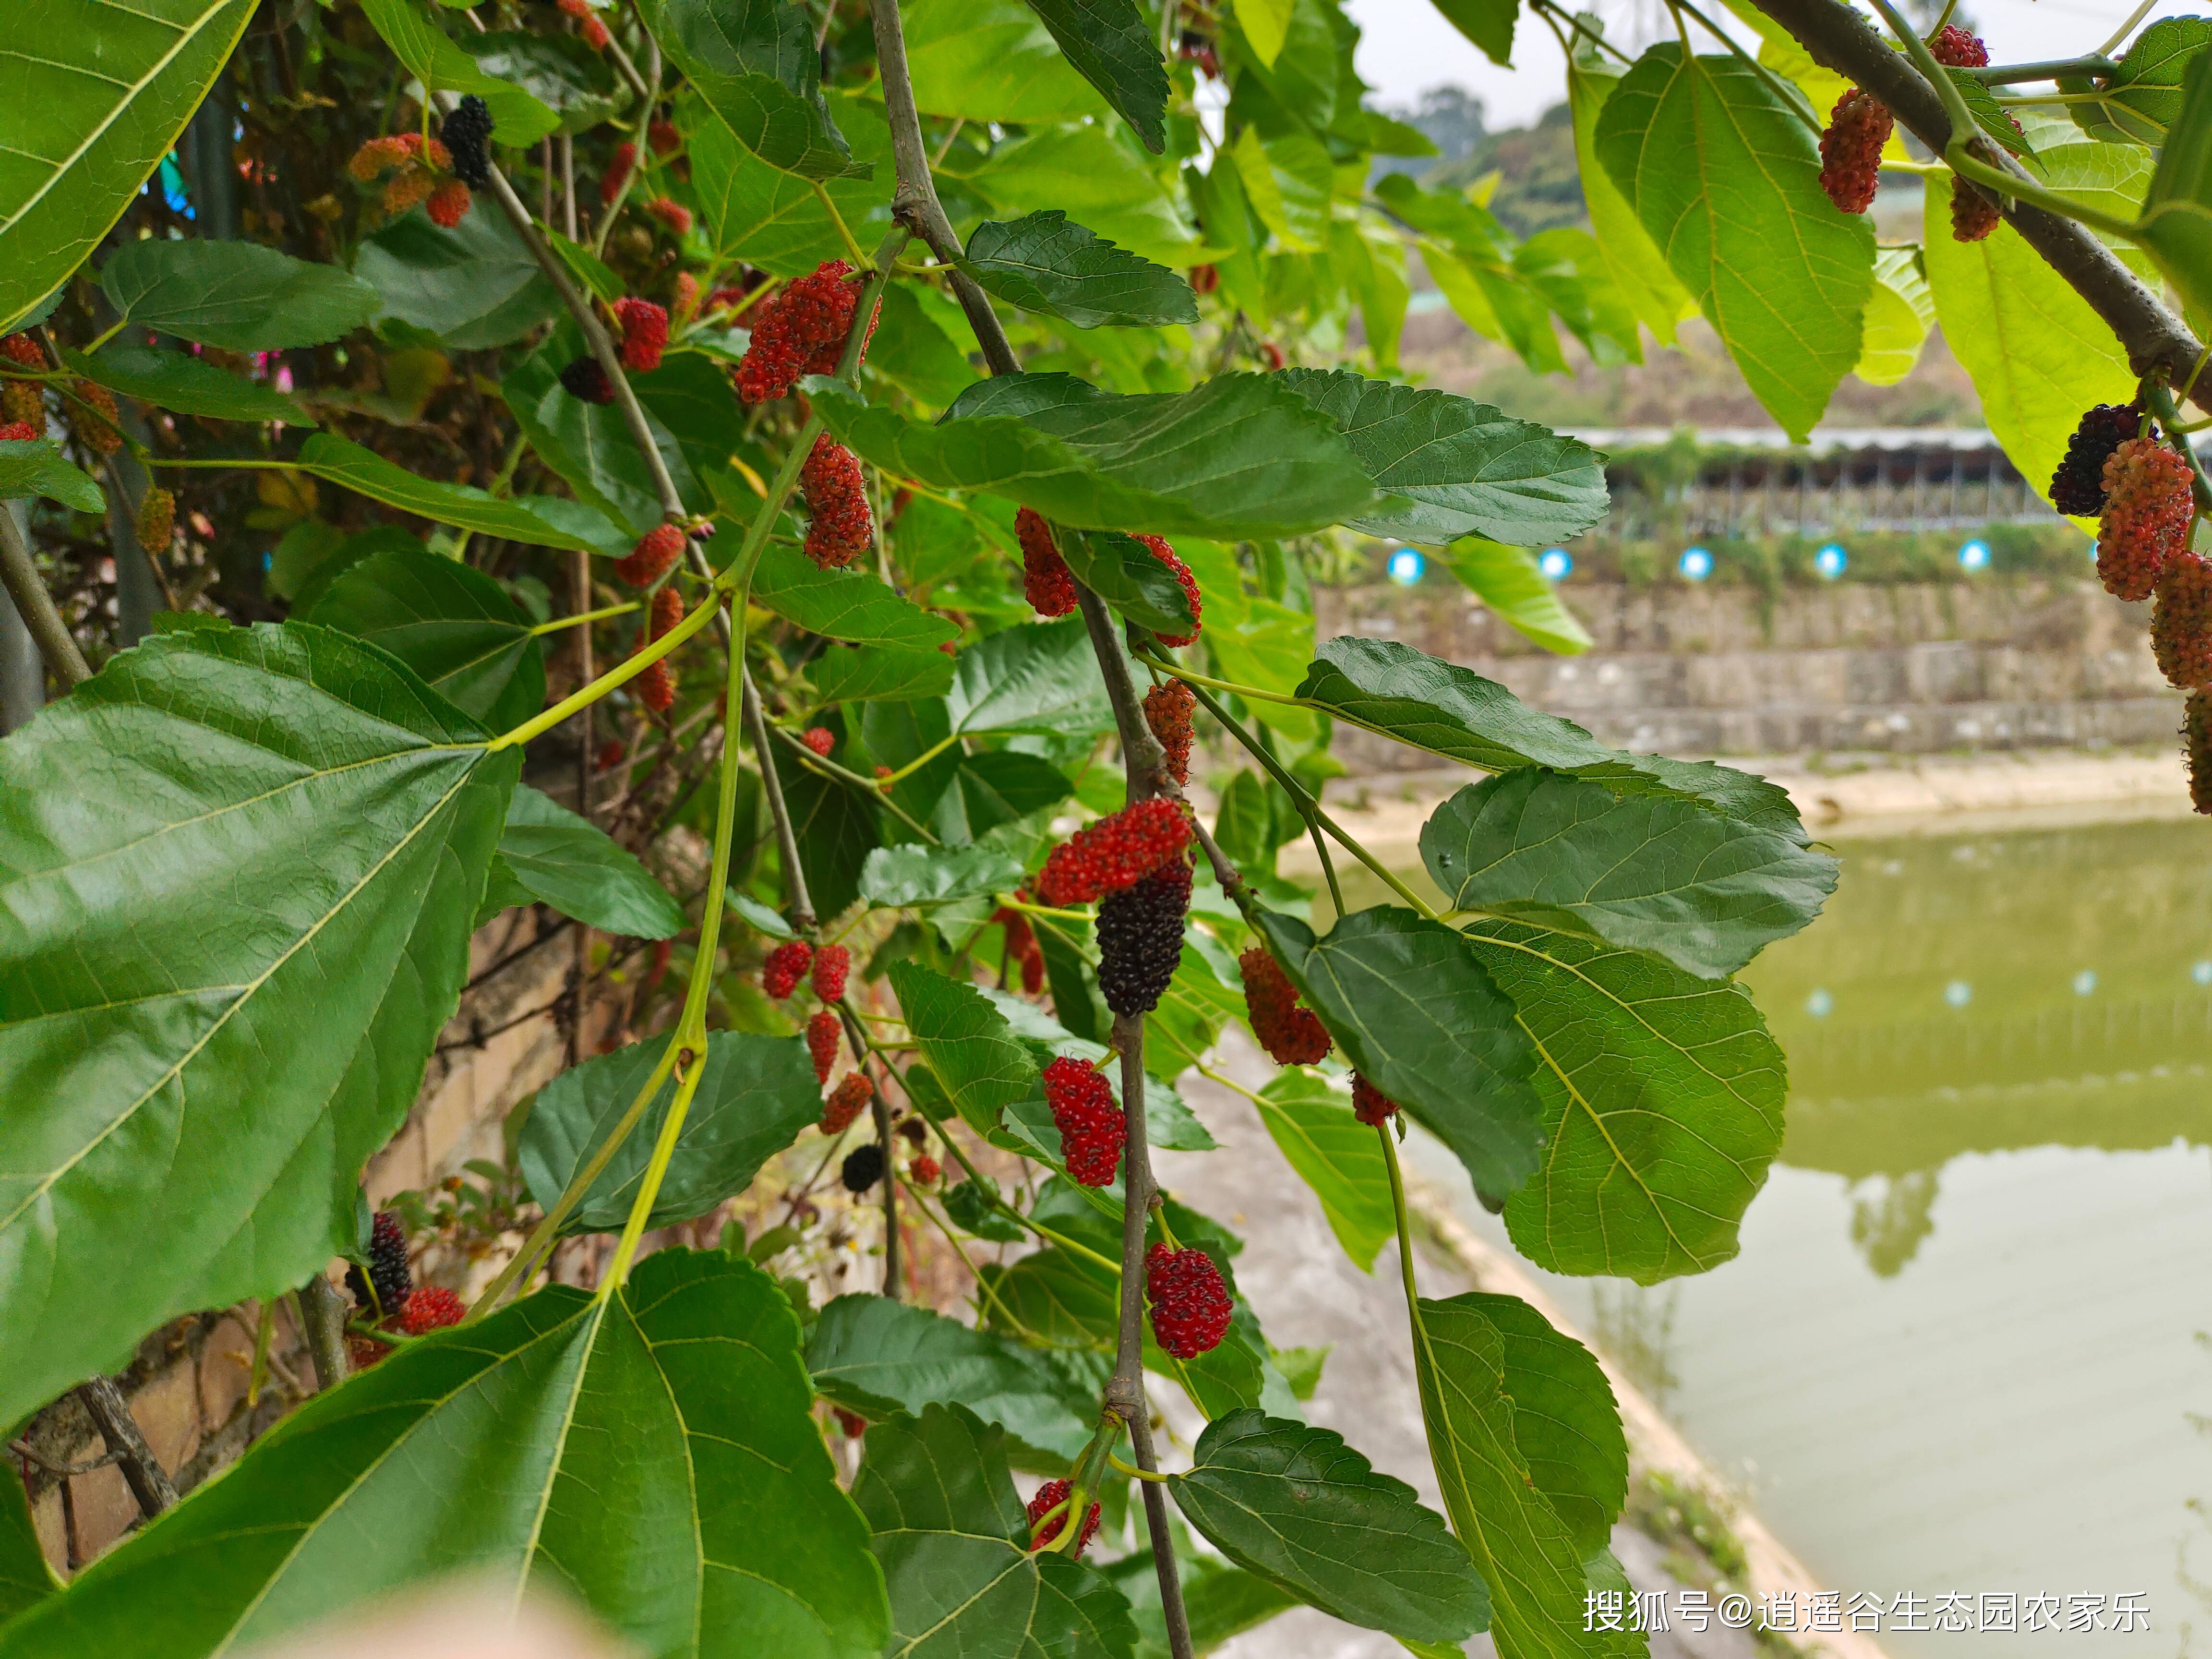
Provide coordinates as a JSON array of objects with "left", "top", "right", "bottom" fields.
[{"left": 1343, "top": 0, "right": 2199, "bottom": 126}]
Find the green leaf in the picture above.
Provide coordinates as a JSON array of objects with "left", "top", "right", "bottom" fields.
[
  {"left": 902, "top": 0, "right": 1111, "bottom": 124},
  {"left": 1166, "top": 1410, "right": 1488, "bottom": 1644},
  {"left": 635, "top": 0, "right": 867, "bottom": 179},
  {"left": 1420, "top": 769, "right": 1834, "bottom": 978},
  {"left": 1273, "top": 369, "right": 1609, "bottom": 549},
  {"left": 748, "top": 541, "right": 962, "bottom": 648},
  {"left": 811, "top": 643, "right": 957, "bottom": 704},
  {"left": 294, "top": 434, "right": 600, "bottom": 552},
  {"left": 1251, "top": 1069, "right": 1395, "bottom": 1272},
  {"left": 866, "top": 282, "right": 979, "bottom": 410},
  {"left": 1296, "top": 637, "right": 1810, "bottom": 836},
  {"left": 1234, "top": 0, "right": 1296, "bottom": 66},
  {"left": 2137, "top": 64, "right": 2212, "bottom": 336},
  {"left": 1568, "top": 55, "right": 1694, "bottom": 348},
  {"left": 686, "top": 91, "right": 893, "bottom": 277},
  {"left": 771, "top": 740, "right": 878, "bottom": 919},
  {"left": 946, "top": 1174, "right": 1027, "bottom": 1242},
  {"left": 1428, "top": 0, "right": 1515, "bottom": 66},
  {"left": 0, "top": 1466, "right": 58, "bottom": 1623},
  {"left": 518, "top": 1032, "right": 818, "bottom": 1232},
  {"left": 355, "top": 203, "right": 562, "bottom": 349},
  {"left": 357, "top": 0, "right": 561, "bottom": 145},
  {"left": 2090, "top": 14, "right": 2211, "bottom": 144},
  {"left": 0, "top": 439, "right": 104, "bottom": 513},
  {"left": 859, "top": 843, "right": 1025, "bottom": 908},
  {"left": 65, "top": 343, "right": 314, "bottom": 426},
  {"left": 962, "top": 211, "right": 1200, "bottom": 328},
  {"left": 812, "top": 374, "right": 1377, "bottom": 542},
  {"left": 1852, "top": 244, "right": 1934, "bottom": 387},
  {"left": 1460, "top": 1293, "right": 1627, "bottom": 1554},
  {"left": 807, "top": 1296, "right": 1094, "bottom": 1464},
  {"left": 1464, "top": 919, "right": 1787, "bottom": 1283},
  {"left": 307, "top": 546, "right": 545, "bottom": 729},
  {"left": 0, "top": 621, "right": 515, "bottom": 1431},
  {"left": 1433, "top": 538, "right": 1591, "bottom": 655},
  {"left": 507, "top": 337, "right": 710, "bottom": 535},
  {"left": 1256, "top": 906, "right": 1544, "bottom": 1198},
  {"left": 0, "top": 1250, "right": 890, "bottom": 1659},
  {"left": 99, "top": 239, "right": 381, "bottom": 353},
  {"left": 1231, "top": 125, "right": 1332, "bottom": 252},
  {"left": 1411, "top": 1296, "right": 1641, "bottom": 1659},
  {"left": 0, "top": 0, "right": 257, "bottom": 330},
  {"left": 1941, "top": 66, "right": 2033, "bottom": 156},
  {"left": 1214, "top": 769, "right": 1276, "bottom": 872},
  {"left": 948, "top": 124, "right": 1203, "bottom": 267},
  {"left": 1018, "top": 0, "right": 1169, "bottom": 152},
  {"left": 1594, "top": 44, "right": 1875, "bottom": 442},
  {"left": 854, "top": 1405, "right": 1139, "bottom": 1658},
  {"left": 932, "top": 751, "right": 1075, "bottom": 844},
  {"left": 1059, "top": 529, "right": 1198, "bottom": 638},
  {"left": 889, "top": 961, "right": 1040, "bottom": 1133},
  {"left": 947, "top": 615, "right": 1116, "bottom": 736},
  {"left": 495, "top": 784, "right": 685, "bottom": 937},
  {"left": 459, "top": 28, "right": 629, "bottom": 137},
  {"left": 728, "top": 885, "right": 798, "bottom": 938}
]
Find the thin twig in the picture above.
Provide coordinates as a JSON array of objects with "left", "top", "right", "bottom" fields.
[
  {"left": 0, "top": 504, "right": 88, "bottom": 687},
  {"left": 744, "top": 666, "right": 816, "bottom": 930},
  {"left": 74, "top": 1377, "right": 179, "bottom": 1516}
]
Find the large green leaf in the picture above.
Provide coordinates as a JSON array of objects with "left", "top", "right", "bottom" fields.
[
  {"left": 459, "top": 28, "right": 629, "bottom": 137},
  {"left": 1852, "top": 244, "right": 1934, "bottom": 387},
  {"left": 0, "top": 1250, "right": 890, "bottom": 1659},
  {"left": 2141, "top": 54, "right": 2212, "bottom": 329},
  {"left": 1166, "top": 1410, "right": 1487, "bottom": 1644},
  {"left": 0, "top": 0, "right": 257, "bottom": 330},
  {"left": 1255, "top": 906, "right": 1545, "bottom": 1199},
  {"left": 867, "top": 281, "right": 980, "bottom": 410},
  {"left": 354, "top": 201, "right": 562, "bottom": 349},
  {"left": 811, "top": 374, "right": 1377, "bottom": 542},
  {"left": 1595, "top": 45, "right": 1874, "bottom": 442},
  {"left": 947, "top": 615, "right": 1117, "bottom": 736},
  {"left": 357, "top": 0, "right": 561, "bottom": 144},
  {"left": 307, "top": 545, "right": 545, "bottom": 729},
  {"left": 1420, "top": 769, "right": 1834, "bottom": 978},
  {"left": 99, "top": 239, "right": 381, "bottom": 353},
  {"left": 903, "top": 0, "right": 1111, "bottom": 124},
  {"left": 771, "top": 740, "right": 878, "bottom": 919},
  {"left": 807, "top": 1295, "right": 1094, "bottom": 1464},
  {"left": 518, "top": 1031, "right": 818, "bottom": 1233},
  {"left": 1567, "top": 55, "right": 1694, "bottom": 348},
  {"left": 854, "top": 1404, "right": 1138, "bottom": 1659},
  {"left": 1017, "top": 0, "right": 1169, "bottom": 152},
  {"left": 2086, "top": 15, "right": 2212, "bottom": 144},
  {"left": 507, "top": 338, "right": 712, "bottom": 536},
  {"left": 931, "top": 751, "right": 1075, "bottom": 844},
  {"left": 1465, "top": 919, "right": 1786, "bottom": 1283},
  {"left": 493, "top": 784, "right": 685, "bottom": 937},
  {"left": 889, "top": 961, "right": 1040, "bottom": 1134},
  {"left": 0, "top": 621, "right": 516, "bottom": 1431},
  {"left": 1429, "top": 0, "right": 1515, "bottom": 65},
  {"left": 945, "top": 124, "right": 1203, "bottom": 269},
  {"left": 1250, "top": 1069, "right": 1395, "bottom": 1272},
  {"left": 0, "top": 439, "right": 104, "bottom": 512},
  {"left": 1273, "top": 369, "right": 1609, "bottom": 549},
  {"left": 1295, "top": 637, "right": 1808, "bottom": 837},
  {"left": 636, "top": 0, "right": 866, "bottom": 179},
  {"left": 748, "top": 541, "right": 962, "bottom": 649},
  {"left": 65, "top": 343, "right": 314, "bottom": 426},
  {"left": 0, "top": 1468, "right": 57, "bottom": 1623},
  {"left": 811, "top": 643, "right": 957, "bottom": 704},
  {"left": 859, "top": 843, "right": 1024, "bottom": 908},
  {"left": 686, "top": 91, "right": 892, "bottom": 277},
  {"left": 1462, "top": 1293, "right": 1627, "bottom": 1554},
  {"left": 1411, "top": 1296, "right": 1641, "bottom": 1659},
  {"left": 294, "top": 434, "right": 601, "bottom": 552},
  {"left": 1433, "top": 538, "right": 1592, "bottom": 655},
  {"left": 963, "top": 211, "right": 1199, "bottom": 328}
]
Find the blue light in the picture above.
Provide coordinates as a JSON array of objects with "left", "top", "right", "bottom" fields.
[
  {"left": 2194, "top": 961, "right": 2212, "bottom": 986},
  {"left": 1678, "top": 546, "right": 1713, "bottom": 581},
  {"left": 1387, "top": 547, "right": 1424, "bottom": 586},
  {"left": 1815, "top": 542, "right": 1849, "bottom": 579},
  {"left": 1958, "top": 538, "right": 1991, "bottom": 572},
  {"left": 1539, "top": 547, "right": 1573, "bottom": 581},
  {"left": 1805, "top": 988, "right": 1833, "bottom": 1017},
  {"left": 2072, "top": 969, "right": 2097, "bottom": 996},
  {"left": 1944, "top": 979, "right": 1972, "bottom": 1009}
]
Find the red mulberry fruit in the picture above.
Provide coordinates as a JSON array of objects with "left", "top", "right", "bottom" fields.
[
  {"left": 1351, "top": 1074, "right": 1399, "bottom": 1126},
  {"left": 801, "top": 433, "right": 873, "bottom": 568},
  {"left": 1037, "top": 798, "right": 1192, "bottom": 905},
  {"left": 821, "top": 1071, "right": 872, "bottom": 1135},
  {"left": 2189, "top": 691, "right": 2212, "bottom": 815},
  {"left": 1949, "top": 176, "right": 2000, "bottom": 242},
  {"left": 597, "top": 738, "right": 627, "bottom": 771},
  {"left": 631, "top": 584, "right": 684, "bottom": 713},
  {"left": 1045, "top": 1055, "right": 1125, "bottom": 1187},
  {"left": 802, "top": 726, "right": 835, "bottom": 757},
  {"left": 2097, "top": 436, "right": 2196, "bottom": 602},
  {"left": 440, "top": 94, "right": 494, "bottom": 185},
  {"left": 910, "top": 1152, "right": 940, "bottom": 1185},
  {"left": 842, "top": 1142, "right": 885, "bottom": 1192},
  {"left": 426, "top": 179, "right": 472, "bottom": 228},
  {"left": 673, "top": 271, "right": 701, "bottom": 323},
  {"left": 1928, "top": 24, "right": 1988, "bottom": 67},
  {"left": 1146, "top": 1243, "right": 1232, "bottom": 1358},
  {"left": 764, "top": 939, "right": 814, "bottom": 999},
  {"left": 398, "top": 1285, "right": 465, "bottom": 1335},
  {"left": 0, "top": 333, "right": 45, "bottom": 369},
  {"left": 807, "top": 1010, "right": 842, "bottom": 1082},
  {"left": 647, "top": 197, "right": 692, "bottom": 236},
  {"left": 601, "top": 141, "right": 636, "bottom": 205},
  {"left": 648, "top": 119, "right": 681, "bottom": 157},
  {"left": 345, "top": 1211, "right": 411, "bottom": 1316},
  {"left": 2, "top": 380, "right": 41, "bottom": 428},
  {"left": 1027, "top": 1478, "right": 1102, "bottom": 1557},
  {"left": 616, "top": 297, "right": 668, "bottom": 373},
  {"left": 1818, "top": 88, "right": 1889, "bottom": 216},
  {"left": 1018, "top": 508, "right": 1078, "bottom": 616},
  {"left": 348, "top": 1334, "right": 394, "bottom": 1370},
  {"left": 617, "top": 521, "right": 685, "bottom": 586},
  {"left": 2153, "top": 555, "right": 2212, "bottom": 690},
  {"left": 1097, "top": 860, "right": 1190, "bottom": 1017},
  {"left": 1259, "top": 340, "right": 1286, "bottom": 372},
  {"left": 2050, "top": 403, "right": 2141, "bottom": 517},
  {"left": 1138, "top": 535, "right": 1201, "bottom": 647},
  {"left": 1240, "top": 946, "right": 1332, "bottom": 1066},
  {"left": 1189, "top": 264, "right": 1219, "bottom": 296},
  {"left": 0, "top": 421, "right": 36, "bottom": 443},
  {"left": 560, "top": 356, "right": 617, "bottom": 405},
  {"left": 73, "top": 382, "right": 121, "bottom": 455},
  {"left": 735, "top": 260, "right": 865, "bottom": 403},
  {"left": 812, "top": 943, "right": 851, "bottom": 1002},
  {"left": 383, "top": 169, "right": 434, "bottom": 216},
  {"left": 994, "top": 906, "right": 1046, "bottom": 994},
  {"left": 1143, "top": 679, "right": 1195, "bottom": 784},
  {"left": 135, "top": 486, "right": 175, "bottom": 555}
]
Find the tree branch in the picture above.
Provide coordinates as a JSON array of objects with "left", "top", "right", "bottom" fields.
[
  {"left": 74, "top": 1376, "right": 177, "bottom": 1517},
  {"left": 0, "top": 504, "right": 88, "bottom": 688},
  {"left": 296, "top": 1275, "right": 351, "bottom": 1393}
]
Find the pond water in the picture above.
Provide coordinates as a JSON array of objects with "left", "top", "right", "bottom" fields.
[{"left": 1370, "top": 807, "right": 2212, "bottom": 1655}]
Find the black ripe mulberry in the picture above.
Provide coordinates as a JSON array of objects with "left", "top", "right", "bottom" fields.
[
  {"left": 346, "top": 1210, "right": 411, "bottom": 1316},
  {"left": 2188, "top": 691, "right": 2212, "bottom": 815},
  {"left": 2097, "top": 436, "right": 2196, "bottom": 602},
  {"left": 559, "top": 356, "right": 617, "bottom": 405},
  {"left": 1027, "top": 1479, "right": 1102, "bottom": 1557},
  {"left": 1097, "top": 860, "right": 1191, "bottom": 1016},
  {"left": 442, "top": 94, "right": 495, "bottom": 187},
  {"left": 1143, "top": 679, "right": 1195, "bottom": 785},
  {"left": 1818, "top": 88, "right": 1889, "bottom": 215},
  {"left": 841, "top": 1142, "right": 885, "bottom": 1193},
  {"left": 1044, "top": 1055, "right": 1124, "bottom": 1187},
  {"left": 2050, "top": 403, "right": 2141, "bottom": 516},
  {"left": 1145, "top": 1242, "right": 1232, "bottom": 1358},
  {"left": 2153, "top": 555, "right": 2212, "bottom": 690}
]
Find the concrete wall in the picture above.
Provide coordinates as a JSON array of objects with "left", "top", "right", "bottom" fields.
[{"left": 1316, "top": 575, "right": 2181, "bottom": 763}]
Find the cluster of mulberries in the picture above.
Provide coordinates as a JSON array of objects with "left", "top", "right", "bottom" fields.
[
  {"left": 560, "top": 357, "right": 617, "bottom": 405},
  {"left": 2189, "top": 691, "right": 2212, "bottom": 815},
  {"left": 1097, "top": 861, "right": 1190, "bottom": 1017},
  {"left": 673, "top": 271, "right": 701, "bottom": 323},
  {"left": 992, "top": 905, "right": 1047, "bottom": 994},
  {"left": 425, "top": 181, "right": 472, "bottom": 228},
  {"left": 1239, "top": 946, "right": 1332, "bottom": 1066},
  {"left": 1139, "top": 535, "right": 1202, "bottom": 647},
  {"left": 1145, "top": 1243, "right": 1232, "bottom": 1358},
  {"left": 2050, "top": 403, "right": 2141, "bottom": 516},
  {"left": 2152, "top": 555, "right": 2212, "bottom": 690},
  {"left": 615, "top": 297, "right": 668, "bottom": 373},
  {"left": 602, "top": 141, "right": 636, "bottom": 205},
  {"left": 1818, "top": 89, "right": 1890, "bottom": 216},
  {"left": 1036, "top": 797, "right": 1192, "bottom": 905},
  {"left": 0, "top": 334, "right": 42, "bottom": 429},
  {"left": 1949, "top": 177, "right": 2000, "bottom": 243},
  {"left": 0, "top": 421, "right": 36, "bottom": 443},
  {"left": 1018, "top": 508, "right": 1078, "bottom": 617},
  {"left": 559, "top": 0, "right": 610, "bottom": 48},
  {"left": 1027, "top": 1479, "right": 1103, "bottom": 1557},
  {"left": 1045, "top": 1056, "right": 1125, "bottom": 1187},
  {"left": 842, "top": 1143, "right": 885, "bottom": 1193},
  {"left": 135, "top": 486, "right": 175, "bottom": 556},
  {"left": 2096, "top": 436, "right": 2196, "bottom": 602},
  {"left": 617, "top": 522, "right": 685, "bottom": 586},
  {"left": 1143, "top": 680, "right": 1195, "bottom": 784},
  {"left": 1351, "top": 1074, "right": 1399, "bottom": 1126},
  {"left": 398, "top": 1286, "right": 466, "bottom": 1335},
  {"left": 763, "top": 938, "right": 814, "bottom": 999},
  {"left": 802, "top": 726, "right": 836, "bottom": 757},
  {"left": 72, "top": 381, "right": 121, "bottom": 455},
  {"left": 647, "top": 198, "right": 693, "bottom": 236},
  {"left": 347, "top": 130, "right": 456, "bottom": 217},
  {"left": 440, "top": 94, "right": 494, "bottom": 186},
  {"left": 0, "top": 333, "right": 41, "bottom": 370},
  {"left": 821, "top": 1071, "right": 872, "bottom": 1135},
  {"left": 1928, "top": 24, "right": 1988, "bottom": 67},
  {"left": 910, "top": 1152, "right": 940, "bottom": 1185},
  {"left": 346, "top": 1211, "right": 411, "bottom": 1317},
  {"left": 649, "top": 119, "right": 682, "bottom": 157},
  {"left": 736, "top": 261, "right": 868, "bottom": 403},
  {"left": 807, "top": 1010, "right": 842, "bottom": 1082},
  {"left": 813, "top": 944, "right": 851, "bottom": 1001},
  {"left": 801, "top": 434, "right": 873, "bottom": 568},
  {"left": 634, "top": 585, "right": 683, "bottom": 712}
]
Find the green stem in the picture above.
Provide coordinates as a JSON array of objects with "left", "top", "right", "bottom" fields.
[
  {"left": 1135, "top": 650, "right": 1306, "bottom": 708},
  {"left": 1378, "top": 1123, "right": 1421, "bottom": 1319},
  {"left": 813, "top": 180, "right": 871, "bottom": 269},
  {"left": 2146, "top": 383, "right": 2212, "bottom": 515},
  {"left": 247, "top": 1298, "right": 276, "bottom": 1407},
  {"left": 1107, "top": 1453, "right": 1170, "bottom": 1483},
  {"left": 768, "top": 721, "right": 941, "bottom": 844},
  {"left": 529, "top": 598, "right": 638, "bottom": 635},
  {"left": 902, "top": 1175, "right": 1043, "bottom": 1340}
]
